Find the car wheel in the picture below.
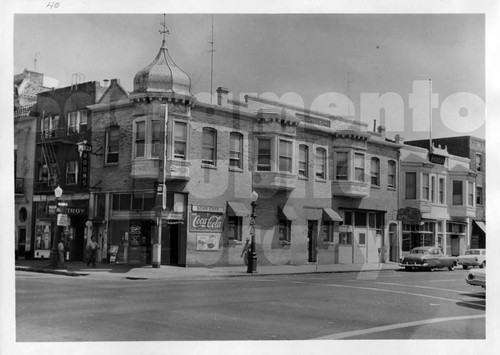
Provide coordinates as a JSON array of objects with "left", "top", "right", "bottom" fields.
[
  {"left": 448, "top": 264, "right": 455, "bottom": 271},
  {"left": 480, "top": 261, "right": 485, "bottom": 268},
  {"left": 462, "top": 265, "right": 469, "bottom": 270}
]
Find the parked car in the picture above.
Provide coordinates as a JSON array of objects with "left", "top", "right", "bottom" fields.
[
  {"left": 399, "top": 246, "right": 456, "bottom": 271},
  {"left": 457, "top": 249, "right": 486, "bottom": 269},
  {"left": 466, "top": 268, "right": 486, "bottom": 289}
]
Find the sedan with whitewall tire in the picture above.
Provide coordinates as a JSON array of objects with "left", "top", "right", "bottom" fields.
[{"left": 399, "top": 246, "right": 456, "bottom": 271}]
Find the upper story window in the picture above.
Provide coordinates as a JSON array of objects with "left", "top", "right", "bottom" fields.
[
  {"left": 202, "top": 127, "right": 217, "bottom": 166},
  {"left": 134, "top": 120, "right": 146, "bottom": 158},
  {"left": 298, "top": 145, "right": 309, "bottom": 178},
  {"left": 452, "top": 180, "right": 463, "bottom": 205},
  {"left": 354, "top": 153, "right": 365, "bottom": 182},
  {"left": 467, "top": 181, "right": 474, "bottom": 206},
  {"left": 336, "top": 152, "right": 348, "bottom": 180},
  {"left": 370, "top": 158, "right": 380, "bottom": 186},
  {"left": 66, "top": 160, "right": 78, "bottom": 185},
  {"left": 405, "top": 172, "right": 416, "bottom": 199},
  {"left": 229, "top": 132, "right": 243, "bottom": 169},
  {"left": 279, "top": 140, "right": 293, "bottom": 173},
  {"left": 42, "top": 114, "right": 59, "bottom": 138},
  {"left": 439, "top": 177, "right": 445, "bottom": 204},
  {"left": 388, "top": 160, "right": 396, "bottom": 188},
  {"left": 257, "top": 138, "right": 271, "bottom": 171},
  {"left": 475, "top": 153, "right": 482, "bottom": 172},
  {"left": 105, "top": 126, "right": 119, "bottom": 164},
  {"left": 315, "top": 147, "right": 327, "bottom": 180},
  {"left": 476, "top": 186, "right": 483, "bottom": 205},
  {"left": 151, "top": 120, "right": 161, "bottom": 158},
  {"left": 67, "top": 110, "right": 87, "bottom": 135},
  {"left": 422, "top": 173, "right": 430, "bottom": 200},
  {"left": 430, "top": 176, "right": 436, "bottom": 203},
  {"left": 133, "top": 118, "right": 162, "bottom": 160},
  {"left": 173, "top": 121, "right": 187, "bottom": 160}
]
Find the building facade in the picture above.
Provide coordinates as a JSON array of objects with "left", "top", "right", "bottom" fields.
[
  {"left": 398, "top": 143, "right": 477, "bottom": 258},
  {"left": 30, "top": 81, "right": 106, "bottom": 261},
  {"left": 406, "top": 136, "right": 485, "bottom": 249},
  {"left": 85, "top": 38, "right": 404, "bottom": 267},
  {"left": 14, "top": 69, "right": 58, "bottom": 259}
]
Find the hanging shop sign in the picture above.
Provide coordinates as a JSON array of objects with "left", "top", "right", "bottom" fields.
[
  {"left": 196, "top": 234, "right": 221, "bottom": 251},
  {"left": 190, "top": 211, "right": 224, "bottom": 232},
  {"left": 192, "top": 205, "right": 224, "bottom": 213},
  {"left": 57, "top": 213, "right": 70, "bottom": 226}
]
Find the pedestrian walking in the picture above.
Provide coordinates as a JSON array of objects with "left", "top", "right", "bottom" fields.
[
  {"left": 86, "top": 236, "right": 99, "bottom": 268},
  {"left": 57, "top": 237, "right": 65, "bottom": 268},
  {"left": 241, "top": 237, "right": 250, "bottom": 266}
]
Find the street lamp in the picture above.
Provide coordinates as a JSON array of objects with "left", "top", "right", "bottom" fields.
[
  {"left": 49, "top": 186, "right": 63, "bottom": 268},
  {"left": 247, "top": 190, "right": 259, "bottom": 273}
]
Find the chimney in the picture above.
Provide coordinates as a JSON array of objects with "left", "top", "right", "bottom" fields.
[
  {"left": 216, "top": 87, "right": 229, "bottom": 106},
  {"left": 373, "top": 119, "right": 377, "bottom": 132},
  {"left": 377, "top": 125, "right": 386, "bottom": 138},
  {"left": 103, "top": 79, "right": 110, "bottom": 87},
  {"left": 395, "top": 134, "right": 405, "bottom": 144}
]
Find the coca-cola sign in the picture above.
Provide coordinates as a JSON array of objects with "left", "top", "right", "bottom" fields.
[{"left": 190, "top": 212, "right": 224, "bottom": 232}]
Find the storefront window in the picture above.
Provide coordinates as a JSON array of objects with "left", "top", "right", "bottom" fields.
[
  {"left": 321, "top": 221, "right": 334, "bottom": 242},
  {"left": 339, "top": 232, "right": 352, "bottom": 245},
  {"left": 278, "top": 220, "right": 291, "bottom": 242},
  {"left": 227, "top": 216, "right": 242, "bottom": 241}
]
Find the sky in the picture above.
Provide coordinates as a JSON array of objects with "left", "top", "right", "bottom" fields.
[{"left": 13, "top": 12, "right": 486, "bottom": 141}]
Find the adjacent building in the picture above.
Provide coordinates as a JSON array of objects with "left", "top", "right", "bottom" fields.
[
  {"left": 398, "top": 143, "right": 477, "bottom": 257},
  {"left": 29, "top": 80, "right": 106, "bottom": 261},
  {"left": 406, "top": 136, "right": 485, "bottom": 249},
  {"left": 14, "top": 69, "right": 58, "bottom": 259}
]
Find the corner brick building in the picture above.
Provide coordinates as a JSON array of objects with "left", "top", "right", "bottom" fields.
[{"left": 85, "top": 37, "right": 404, "bottom": 267}]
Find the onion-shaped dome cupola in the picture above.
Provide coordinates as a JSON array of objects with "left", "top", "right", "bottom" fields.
[{"left": 133, "top": 39, "right": 192, "bottom": 96}]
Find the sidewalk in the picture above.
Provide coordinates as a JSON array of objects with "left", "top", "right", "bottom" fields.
[{"left": 15, "top": 259, "right": 402, "bottom": 280}]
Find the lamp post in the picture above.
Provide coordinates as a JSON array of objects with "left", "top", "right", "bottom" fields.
[
  {"left": 247, "top": 190, "right": 259, "bottom": 273},
  {"left": 49, "top": 186, "right": 63, "bottom": 268}
]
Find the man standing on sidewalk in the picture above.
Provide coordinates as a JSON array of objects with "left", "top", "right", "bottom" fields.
[{"left": 86, "top": 236, "right": 99, "bottom": 268}]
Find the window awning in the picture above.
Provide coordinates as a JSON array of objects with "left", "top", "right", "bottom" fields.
[
  {"left": 323, "top": 208, "right": 343, "bottom": 222},
  {"left": 278, "top": 205, "right": 298, "bottom": 221},
  {"left": 304, "top": 208, "right": 322, "bottom": 220},
  {"left": 473, "top": 220, "right": 486, "bottom": 234},
  {"left": 227, "top": 202, "right": 251, "bottom": 217}
]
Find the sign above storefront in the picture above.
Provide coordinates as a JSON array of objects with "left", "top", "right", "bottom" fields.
[
  {"left": 397, "top": 207, "right": 422, "bottom": 222},
  {"left": 192, "top": 205, "right": 224, "bottom": 213}
]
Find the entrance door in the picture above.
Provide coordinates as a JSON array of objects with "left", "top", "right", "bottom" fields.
[
  {"left": 161, "top": 224, "right": 179, "bottom": 265},
  {"left": 307, "top": 221, "right": 317, "bottom": 263},
  {"left": 18, "top": 227, "right": 26, "bottom": 258},
  {"left": 450, "top": 235, "right": 460, "bottom": 256}
]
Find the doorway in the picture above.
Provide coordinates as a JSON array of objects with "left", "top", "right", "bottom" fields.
[
  {"left": 18, "top": 227, "right": 26, "bottom": 258},
  {"left": 307, "top": 221, "right": 317, "bottom": 263},
  {"left": 450, "top": 235, "right": 460, "bottom": 256},
  {"left": 161, "top": 224, "right": 180, "bottom": 265}
]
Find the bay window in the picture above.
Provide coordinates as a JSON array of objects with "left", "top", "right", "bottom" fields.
[
  {"left": 370, "top": 157, "right": 380, "bottom": 186},
  {"left": 336, "top": 152, "right": 348, "bottom": 180},
  {"left": 452, "top": 180, "right": 463, "bottom": 205},
  {"left": 279, "top": 140, "right": 293, "bottom": 173},
  {"left": 405, "top": 172, "right": 416, "bottom": 199},
  {"left": 257, "top": 138, "right": 271, "bottom": 171},
  {"left": 422, "top": 173, "right": 430, "bottom": 200},
  {"left": 354, "top": 153, "right": 364, "bottom": 182},
  {"left": 173, "top": 121, "right": 187, "bottom": 160}
]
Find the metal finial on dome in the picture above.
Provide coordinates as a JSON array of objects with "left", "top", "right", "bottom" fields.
[{"left": 159, "top": 13, "right": 170, "bottom": 43}]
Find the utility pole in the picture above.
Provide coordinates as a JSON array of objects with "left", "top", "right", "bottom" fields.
[{"left": 208, "top": 15, "right": 215, "bottom": 104}]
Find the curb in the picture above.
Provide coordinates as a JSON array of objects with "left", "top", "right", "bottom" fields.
[{"left": 16, "top": 265, "right": 401, "bottom": 279}]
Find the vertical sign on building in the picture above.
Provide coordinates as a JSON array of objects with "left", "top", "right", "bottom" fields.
[{"left": 79, "top": 142, "right": 91, "bottom": 188}]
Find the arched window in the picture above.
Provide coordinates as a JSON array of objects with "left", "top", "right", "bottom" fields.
[{"left": 202, "top": 128, "right": 217, "bottom": 166}]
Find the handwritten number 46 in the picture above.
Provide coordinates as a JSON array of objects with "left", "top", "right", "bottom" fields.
[{"left": 47, "top": 1, "right": 60, "bottom": 8}]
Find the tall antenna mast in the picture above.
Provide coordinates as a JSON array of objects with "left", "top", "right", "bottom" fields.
[
  {"left": 429, "top": 78, "right": 433, "bottom": 149},
  {"left": 347, "top": 72, "right": 351, "bottom": 117},
  {"left": 208, "top": 15, "right": 216, "bottom": 104},
  {"left": 34, "top": 53, "right": 39, "bottom": 72}
]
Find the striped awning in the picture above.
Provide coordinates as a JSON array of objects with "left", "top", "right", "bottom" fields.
[
  {"left": 278, "top": 205, "right": 298, "bottom": 221},
  {"left": 227, "top": 202, "right": 251, "bottom": 217},
  {"left": 323, "top": 208, "right": 343, "bottom": 222}
]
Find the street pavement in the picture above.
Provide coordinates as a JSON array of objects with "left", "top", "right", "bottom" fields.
[{"left": 15, "top": 258, "right": 401, "bottom": 280}]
